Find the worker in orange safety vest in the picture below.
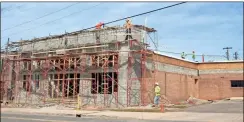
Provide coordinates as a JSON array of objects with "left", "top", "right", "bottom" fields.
[
  {"left": 95, "top": 22, "right": 104, "bottom": 29},
  {"left": 95, "top": 22, "right": 104, "bottom": 43},
  {"left": 124, "top": 19, "right": 133, "bottom": 40}
]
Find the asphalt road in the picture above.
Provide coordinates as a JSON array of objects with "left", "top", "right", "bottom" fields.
[
  {"left": 1, "top": 112, "right": 194, "bottom": 122},
  {"left": 181, "top": 100, "right": 243, "bottom": 113}
]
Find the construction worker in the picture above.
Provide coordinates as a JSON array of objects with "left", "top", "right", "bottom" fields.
[
  {"left": 124, "top": 19, "right": 133, "bottom": 40},
  {"left": 181, "top": 52, "right": 186, "bottom": 59},
  {"left": 154, "top": 82, "right": 160, "bottom": 107},
  {"left": 95, "top": 22, "right": 104, "bottom": 29},
  {"left": 95, "top": 22, "right": 104, "bottom": 43},
  {"left": 192, "top": 51, "right": 196, "bottom": 61}
]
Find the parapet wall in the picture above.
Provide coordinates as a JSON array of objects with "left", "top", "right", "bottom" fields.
[
  {"left": 151, "top": 52, "right": 243, "bottom": 75},
  {"left": 20, "top": 28, "right": 144, "bottom": 52},
  {"left": 198, "top": 62, "right": 243, "bottom": 74}
]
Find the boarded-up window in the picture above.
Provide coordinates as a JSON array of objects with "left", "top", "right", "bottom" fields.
[{"left": 231, "top": 80, "right": 244, "bottom": 87}]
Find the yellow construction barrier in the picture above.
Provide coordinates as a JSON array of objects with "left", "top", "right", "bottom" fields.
[
  {"left": 76, "top": 95, "right": 81, "bottom": 110},
  {"left": 76, "top": 95, "right": 82, "bottom": 117}
]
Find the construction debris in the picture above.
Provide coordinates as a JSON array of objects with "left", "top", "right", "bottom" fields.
[{"left": 187, "top": 96, "right": 212, "bottom": 105}]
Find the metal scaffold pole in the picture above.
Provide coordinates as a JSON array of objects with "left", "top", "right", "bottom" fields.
[{"left": 1, "top": 24, "right": 159, "bottom": 109}]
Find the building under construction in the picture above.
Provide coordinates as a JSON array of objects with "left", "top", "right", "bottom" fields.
[
  {"left": 1, "top": 25, "right": 161, "bottom": 108},
  {"left": 1, "top": 24, "right": 243, "bottom": 109}
]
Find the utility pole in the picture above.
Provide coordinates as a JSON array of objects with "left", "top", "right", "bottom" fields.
[
  {"left": 223, "top": 47, "right": 232, "bottom": 60},
  {"left": 233, "top": 51, "right": 239, "bottom": 60}
]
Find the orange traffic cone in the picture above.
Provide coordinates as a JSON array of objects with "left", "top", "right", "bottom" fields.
[{"left": 160, "top": 104, "right": 164, "bottom": 112}]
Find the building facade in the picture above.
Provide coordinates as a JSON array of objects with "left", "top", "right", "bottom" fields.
[{"left": 1, "top": 25, "right": 243, "bottom": 108}]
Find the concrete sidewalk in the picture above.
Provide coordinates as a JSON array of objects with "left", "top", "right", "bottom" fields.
[
  {"left": 1, "top": 107, "right": 165, "bottom": 120},
  {"left": 1, "top": 107, "right": 243, "bottom": 122},
  {"left": 1, "top": 108, "right": 99, "bottom": 116}
]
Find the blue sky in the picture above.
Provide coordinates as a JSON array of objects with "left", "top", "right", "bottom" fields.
[{"left": 1, "top": 2, "right": 243, "bottom": 61}]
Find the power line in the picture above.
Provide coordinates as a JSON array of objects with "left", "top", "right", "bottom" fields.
[
  {"left": 1, "top": 5, "right": 14, "bottom": 11},
  {"left": 1, "top": 3, "right": 103, "bottom": 40},
  {"left": 2, "top": 2, "right": 80, "bottom": 31},
  {"left": 157, "top": 45, "right": 227, "bottom": 57},
  {"left": 40, "top": 3, "right": 103, "bottom": 25},
  {"left": 1, "top": 4, "right": 25, "bottom": 12},
  {"left": 233, "top": 51, "right": 239, "bottom": 60},
  {"left": 156, "top": 50, "right": 225, "bottom": 57},
  {"left": 223, "top": 47, "right": 232, "bottom": 60},
  {"left": 2, "top": 2, "right": 184, "bottom": 40},
  {"left": 1, "top": 5, "right": 40, "bottom": 18},
  {"left": 82, "top": 2, "right": 187, "bottom": 31}
]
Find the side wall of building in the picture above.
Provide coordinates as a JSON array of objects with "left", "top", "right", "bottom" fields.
[
  {"left": 144, "top": 54, "right": 243, "bottom": 104},
  {"left": 198, "top": 62, "right": 243, "bottom": 100}
]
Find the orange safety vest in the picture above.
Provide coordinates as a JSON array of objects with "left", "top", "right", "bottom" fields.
[
  {"left": 125, "top": 21, "right": 132, "bottom": 29},
  {"left": 96, "top": 22, "right": 103, "bottom": 29}
]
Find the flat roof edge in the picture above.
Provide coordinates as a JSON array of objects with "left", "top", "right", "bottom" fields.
[{"left": 153, "top": 51, "right": 243, "bottom": 64}]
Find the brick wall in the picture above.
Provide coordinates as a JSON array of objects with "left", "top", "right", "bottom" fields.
[
  {"left": 198, "top": 73, "right": 243, "bottom": 100},
  {"left": 198, "top": 62, "right": 243, "bottom": 70},
  {"left": 163, "top": 72, "right": 190, "bottom": 103},
  {"left": 142, "top": 71, "right": 197, "bottom": 104},
  {"left": 146, "top": 53, "right": 243, "bottom": 103}
]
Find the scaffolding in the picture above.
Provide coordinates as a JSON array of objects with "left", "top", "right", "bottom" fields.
[{"left": 0, "top": 25, "right": 159, "bottom": 109}]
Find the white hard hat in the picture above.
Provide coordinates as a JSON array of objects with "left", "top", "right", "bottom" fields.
[{"left": 155, "top": 82, "right": 159, "bottom": 85}]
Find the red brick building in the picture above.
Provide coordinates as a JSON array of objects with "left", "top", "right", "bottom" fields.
[{"left": 145, "top": 53, "right": 243, "bottom": 104}]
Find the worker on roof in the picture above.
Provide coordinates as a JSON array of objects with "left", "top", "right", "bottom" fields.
[
  {"left": 95, "top": 22, "right": 104, "bottom": 43},
  {"left": 181, "top": 52, "right": 186, "bottom": 59},
  {"left": 154, "top": 82, "right": 161, "bottom": 107},
  {"left": 95, "top": 22, "right": 104, "bottom": 29},
  {"left": 192, "top": 51, "right": 196, "bottom": 61},
  {"left": 124, "top": 18, "right": 133, "bottom": 40}
]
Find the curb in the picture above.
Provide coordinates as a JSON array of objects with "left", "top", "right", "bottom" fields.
[
  {"left": 1, "top": 109, "right": 96, "bottom": 116},
  {"left": 1, "top": 110, "right": 136, "bottom": 120},
  {"left": 2, "top": 110, "right": 75, "bottom": 117}
]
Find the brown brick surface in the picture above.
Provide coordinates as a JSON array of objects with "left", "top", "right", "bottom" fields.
[
  {"left": 198, "top": 73, "right": 243, "bottom": 100},
  {"left": 143, "top": 70, "right": 243, "bottom": 104},
  {"left": 198, "top": 62, "right": 243, "bottom": 70},
  {"left": 200, "top": 73, "right": 243, "bottom": 79},
  {"left": 149, "top": 54, "right": 243, "bottom": 102},
  {"left": 142, "top": 71, "right": 196, "bottom": 104}
]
